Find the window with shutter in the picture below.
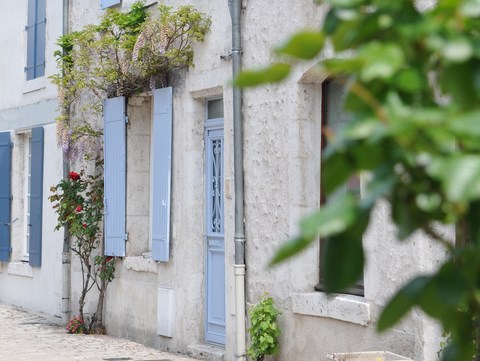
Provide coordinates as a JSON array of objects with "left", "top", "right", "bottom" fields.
[
  {"left": 104, "top": 97, "right": 127, "bottom": 257},
  {"left": 100, "top": 0, "right": 121, "bottom": 10},
  {"left": 25, "top": 0, "right": 46, "bottom": 80},
  {"left": 0, "top": 132, "right": 12, "bottom": 262},
  {"left": 151, "top": 87, "right": 173, "bottom": 262},
  {"left": 29, "top": 127, "right": 44, "bottom": 267}
]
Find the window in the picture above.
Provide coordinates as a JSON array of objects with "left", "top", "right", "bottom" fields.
[
  {"left": 25, "top": 0, "right": 46, "bottom": 80},
  {"left": 315, "top": 78, "right": 364, "bottom": 296},
  {"left": 103, "top": 88, "right": 173, "bottom": 261},
  {"left": 7, "top": 128, "right": 44, "bottom": 267}
]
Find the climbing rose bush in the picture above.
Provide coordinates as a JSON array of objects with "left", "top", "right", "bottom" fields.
[{"left": 49, "top": 165, "right": 111, "bottom": 332}]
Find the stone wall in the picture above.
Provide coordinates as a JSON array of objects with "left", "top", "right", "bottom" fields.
[{"left": 66, "top": 1, "right": 446, "bottom": 361}]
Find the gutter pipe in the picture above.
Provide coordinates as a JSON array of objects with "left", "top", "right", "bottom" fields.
[
  {"left": 61, "top": 0, "right": 71, "bottom": 325},
  {"left": 228, "top": 0, "right": 246, "bottom": 360}
]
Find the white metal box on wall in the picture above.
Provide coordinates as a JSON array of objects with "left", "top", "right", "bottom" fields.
[{"left": 157, "top": 287, "right": 175, "bottom": 337}]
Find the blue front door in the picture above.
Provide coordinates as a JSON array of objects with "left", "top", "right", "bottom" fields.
[{"left": 205, "top": 121, "right": 226, "bottom": 346}]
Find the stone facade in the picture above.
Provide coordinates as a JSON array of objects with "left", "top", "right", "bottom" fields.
[
  {"left": 0, "top": 1, "right": 445, "bottom": 361},
  {"left": 0, "top": 0, "right": 64, "bottom": 315}
]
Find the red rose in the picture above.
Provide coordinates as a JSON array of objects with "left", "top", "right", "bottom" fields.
[
  {"left": 82, "top": 223, "right": 87, "bottom": 228},
  {"left": 106, "top": 256, "right": 114, "bottom": 262},
  {"left": 69, "top": 171, "right": 80, "bottom": 181},
  {"left": 76, "top": 205, "right": 82, "bottom": 212}
]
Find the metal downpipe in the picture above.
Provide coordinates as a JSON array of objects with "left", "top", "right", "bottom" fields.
[
  {"left": 61, "top": 0, "right": 71, "bottom": 325},
  {"left": 228, "top": 0, "right": 246, "bottom": 360}
]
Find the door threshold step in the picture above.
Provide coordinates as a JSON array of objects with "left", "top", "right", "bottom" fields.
[{"left": 187, "top": 344, "right": 225, "bottom": 361}]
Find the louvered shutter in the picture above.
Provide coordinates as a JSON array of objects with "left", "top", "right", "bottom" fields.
[
  {"left": 100, "top": 0, "right": 121, "bottom": 9},
  {"left": 25, "top": 0, "right": 46, "bottom": 80},
  {"left": 29, "top": 127, "right": 44, "bottom": 267},
  {"left": 0, "top": 132, "right": 12, "bottom": 262},
  {"left": 151, "top": 87, "right": 173, "bottom": 262},
  {"left": 104, "top": 97, "right": 126, "bottom": 257},
  {"left": 35, "top": 0, "right": 46, "bottom": 78},
  {"left": 25, "top": 0, "right": 36, "bottom": 80}
]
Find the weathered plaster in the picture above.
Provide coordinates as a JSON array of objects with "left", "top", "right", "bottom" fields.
[{"left": 21, "top": 1, "right": 447, "bottom": 361}]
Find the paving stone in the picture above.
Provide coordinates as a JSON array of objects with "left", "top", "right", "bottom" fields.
[{"left": 0, "top": 303, "right": 201, "bottom": 361}]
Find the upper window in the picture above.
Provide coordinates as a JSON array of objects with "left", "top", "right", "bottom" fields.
[
  {"left": 315, "top": 78, "right": 364, "bottom": 296},
  {"left": 25, "top": 0, "right": 46, "bottom": 80}
]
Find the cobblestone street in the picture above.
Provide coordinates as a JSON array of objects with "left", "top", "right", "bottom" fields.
[{"left": 0, "top": 303, "right": 201, "bottom": 361}]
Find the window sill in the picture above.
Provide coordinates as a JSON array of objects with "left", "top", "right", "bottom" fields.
[
  {"left": 124, "top": 255, "right": 157, "bottom": 274},
  {"left": 292, "top": 292, "right": 371, "bottom": 326},
  {"left": 22, "top": 77, "right": 46, "bottom": 94},
  {"left": 7, "top": 262, "right": 33, "bottom": 278}
]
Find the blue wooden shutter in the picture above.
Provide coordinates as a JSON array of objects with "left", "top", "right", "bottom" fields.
[
  {"left": 151, "top": 87, "right": 173, "bottom": 262},
  {"left": 100, "top": 0, "right": 121, "bottom": 9},
  {"left": 29, "top": 127, "right": 44, "bottom": 267},
  {"left": 35, "top": 0, "right": 46, "bottom": 78},
  {"left": 104, "top": 97, "right": 126, "bottom": 257},
  {"left": 25, "top": 0, "right": 46, "bottom": 80},
  {"left": 25, "top": 0, "right": 36, "bottom": 80},
  {"left": 0, "top": 132, "right": 12, "bottom": 262}
]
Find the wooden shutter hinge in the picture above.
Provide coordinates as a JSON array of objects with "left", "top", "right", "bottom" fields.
[
  {"left": 124, "top": 233, "right": 129, "bottom": 242},
  {"left": 125, "top": 115, "right": 129, "bottom": 124}
]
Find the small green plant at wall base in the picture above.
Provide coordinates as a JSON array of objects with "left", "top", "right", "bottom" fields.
[{"left": 247, "top": 294, "right": 281, "bottom": 361}]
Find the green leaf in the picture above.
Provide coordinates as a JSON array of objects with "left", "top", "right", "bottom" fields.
[
  {"left": 302, "top": 192, "right": 357, "bottom": 238},
  {"left": 234, "top": 63, "right": 291, "bottom": 88},
  {"left": 325, "top": 0, "right": 364, "bottom": 8},
  {"left": 321, "top": 58, "right": 363, "bottom": 75},
  {"left": 321, "top": 151, "right": 353, "bottom": 194},
  {"left": 270, "top": 236, "right": 312, "bottom": 265},
  {"left": 440, "top": 61, "right": 477, "bottom": 109},
  {"left": 448, "top": 111, "right": 480, "bottom": 137},
  {"left": 270, "top": 193, "right": 357, "bottom": 265},
  {"left": 441, "top": 38, "right": 474, "bottom": 63},
  {"left": 359, "top": 42, "right": 405, "bottom": 81},
  {"left": 324, "top": 8, "right": 341, "bottom": 34},
  {"left": 323, "top": 234, "right": 364, "bottom": 293},
  {"left": 276, "top": 31, "right": 325, "bottom": 60},
  {"left": 378, "top": 276, "right": 430, "bottom": 331},
  {"left": 391, "top": 190, "right": 423, "bottom": 240},
  {"left": 421, "top": 262, "right": 466, "bottom": 311},
  {"left": 427, "top": 155, "right": 480, "bottom": 203},
  {"left": 394, "top": 68, "right": 425, "bottom": 92},
  {"left": 343, "top": 117, "right": 385, "bottom": 140},
  {"left": 361, "top": 167, "right": 396, "bottom": 208},
  {"left": 322, "top": 207, "right": 369, "bottom": 292}
]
